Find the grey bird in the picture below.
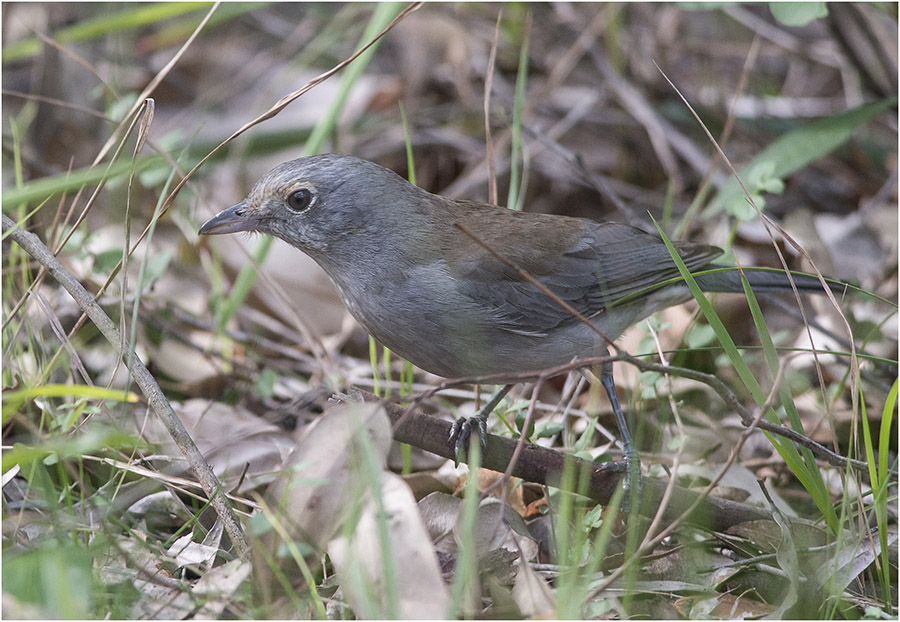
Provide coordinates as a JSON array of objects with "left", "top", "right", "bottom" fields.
[{"left": 199, "top": 153, "right": 838, "bottom": 495}]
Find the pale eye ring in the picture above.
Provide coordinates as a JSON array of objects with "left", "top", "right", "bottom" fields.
[{"left": 287, "top": 188, "right": 314, "bottom": 212}]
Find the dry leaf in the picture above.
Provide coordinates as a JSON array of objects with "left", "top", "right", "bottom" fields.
[
  {"left": 512, "top": 559, "right": 556, "bottom": 618},
  {"left": 261, "top": 401, "right": 392, "bottom": 552},
  {"left": 329, "top": 472, "right": 450, "bottom": 619}
]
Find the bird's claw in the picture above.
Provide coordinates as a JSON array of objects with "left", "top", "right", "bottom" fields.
[{"left": 448, "top": 416, "right": 487, "bottom": 467}]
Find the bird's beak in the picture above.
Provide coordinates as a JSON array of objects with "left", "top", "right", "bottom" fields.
[{"left": 198, "top": 202, "right": 257, "bottom": 235}]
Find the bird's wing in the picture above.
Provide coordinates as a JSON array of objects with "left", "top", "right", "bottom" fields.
[{"left": 453, "top": 218, "right": 722, "bottom": 336}]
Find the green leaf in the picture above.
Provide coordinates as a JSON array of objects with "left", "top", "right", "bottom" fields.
[
  {"left": 707, "top": 98, "right": 897, "bottom": 218},
  {"left": 255, "top": 368, "right": 277, "bottom": 398},
  {"left": 739, "top": 268, "right": 837, "bottom": 530},
  {"left": 533, "top": 421, "right": 565, "bottom": 440},
  {"left": 769, "top": 2, "right": 828, "bottom": 27},
  {"left": 685, "top": 323, "right": 716, "bottom": 349},
  {"left": 3, "top": 384, "right": 138, "bottom": 425},
  {"left": 93, "top": 249, "right": 123, "bottom": 275},
  {"left": 515, "top": 409, "right": 536, "bottom": 439},
  {"left": 2, "top": 155, "right": 168, "bottom": 210},
  {"left": 3, "top": 543, "right": 94, "bottom": 618},
  {"left": 3, "top": 428, "right": 143, "bottom": 472},
  {"left": 2, "top": 2, "right": 216, "bottom": 62},
  {"left": 582, "top": 503, "right": 605, "bottom": 529},
  {"left": 746, "top": 160, "right": 785, "bottom": 194}
]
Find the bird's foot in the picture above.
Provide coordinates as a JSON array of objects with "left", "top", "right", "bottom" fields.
[
  {"left": 447, "top": 385, "right": 512, "bottom": 467},
  {"left": 448, "top": 415, "right": 487, "bottom": 467}
]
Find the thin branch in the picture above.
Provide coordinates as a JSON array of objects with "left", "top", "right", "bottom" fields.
[{"left": 2, "top": 214, "right": 250, "bottom": 560}]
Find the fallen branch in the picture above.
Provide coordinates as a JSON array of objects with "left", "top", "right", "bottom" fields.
[{"left": 347, "top": 388, "right": 776, "bottom": 532}]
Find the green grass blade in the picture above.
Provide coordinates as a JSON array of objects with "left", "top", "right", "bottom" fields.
[
  {"left": 738, "top": 268, "right": 837, "bottom": 528},
  {"left": 399, "top": 101, "right": 416, "bottom": 185},
  {"left": 354, "top": 410, "right": 401, "bottom": 619},
  {"left": 304, "top": 3, "right": 403, "bottom": 157},
  {"left": 651, "top": 218, "right": 840, "bottom": 528},
  {"left": 650, "top": 218, "right": 766, "bottom": 404},
  {"left": 507, "top": 13, "right": 530, "bottom": 211},
  {"left": 446, "top": 442, "right": 481, "bottom": 619},
  {"left": 2, "top": 155, "right": 167, "bottom": 211},
  {"left": 3, "top": 2, "right": 216, "bottom": 62},
  {"left": 213, "top": 234, "right": 273, "bottom": 331},
  {"left": 860, "top": 384, "right": 895, "bottom": 612},
  {"left": 3, "top": 385, "right": 138, "bottom": 425},
  {"left": 877, "top": 378, "right": 896, "bottom": 482}
]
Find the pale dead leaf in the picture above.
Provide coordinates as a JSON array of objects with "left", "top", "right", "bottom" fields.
[
  {"left": 401, "top": 471, "right": 454, "bottom": 500},
  {"left": 418, "top": 491, "right": 464, "bottom": 555},
  {"left": 118, "top": 398, "right": 296, "bottom": 495},
  {"left": 193, "top": 559, "right": 252, "bottom": 619},
  {"left": 465, "top": 497, "right": 539, "bottom": 562},
  {"left": 146, "top": 332, "right": 221, "bottom": 385},
  {"left": 674, "top": 592, "right": 775, "bottom": 619},
  {"left": 329, "top": 472, "right": 450, "bottom": 619},
  {"left": 726, "top": 518, "right": 828, "bottom": 556},
  {"left": 168, "top": 533, "right": 218, "bottom": 570},
  {"left": 677, "top": 463, "right": 796, "bottom": 515},
  {"left": 512, "top": 559, "right": 556, "bottom": 618},
  {"left": 812, "top": 529, "right": 897, "bottom": 596},
  {"left": 769, "top": 505, "right": 799, "bottom": 618},
  {"left": 2, "top": 464, "right": 20, "bottom": 487},
  {"left": 261, "top": 401, "right": 392, "bottom": 552},
  {"left": 132, "top": 582, "right": 192, "bottom": 620}
]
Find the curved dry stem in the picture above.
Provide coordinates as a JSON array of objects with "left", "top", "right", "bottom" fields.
[{"left": 2, "top": 214, "right": 250, "bottom": 559}]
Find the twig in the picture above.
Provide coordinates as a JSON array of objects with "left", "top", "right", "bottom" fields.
[{"left": 2, "top": 214, "right": 250, "bottom": 560}]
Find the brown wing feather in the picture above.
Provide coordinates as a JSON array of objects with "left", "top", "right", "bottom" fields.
[{"left": 444, "top": 204, "right": 721, "bottom": 335}]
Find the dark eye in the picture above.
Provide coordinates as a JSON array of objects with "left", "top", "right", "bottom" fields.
[{"left": 287, "top": 188, "right": 314, "bottom": 212}]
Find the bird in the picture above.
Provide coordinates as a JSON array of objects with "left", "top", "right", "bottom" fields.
[{"left": 199, "top": 153, "right": 840, "bottom": 498}]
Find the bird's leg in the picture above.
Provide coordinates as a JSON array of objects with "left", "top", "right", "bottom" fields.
[
  {"left": 598, "top": 358, "right": 642, "bottom": 509},
  {"left": 448, "top": 384, "right": 513, "bottom": 466}
]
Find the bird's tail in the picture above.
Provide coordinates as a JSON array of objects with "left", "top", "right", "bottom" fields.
[{"left": 693, "top": 267, "right": 846, "bottom": 295}]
